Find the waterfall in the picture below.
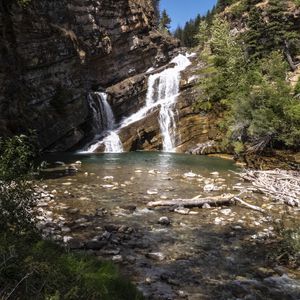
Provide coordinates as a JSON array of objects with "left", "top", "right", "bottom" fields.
[
  {"left": 82, "top": 53, "right": 191, "bottom": 154},
  {"left": 81, "top": 92, "right": 123, "bottom": 153},
  {"left": 119, "top": 54, "right": 191, "bottom": 151}
]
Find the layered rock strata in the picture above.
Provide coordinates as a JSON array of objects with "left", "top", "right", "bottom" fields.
[{"left": 0, "top": 0, "right": 177, "bottom": 150}]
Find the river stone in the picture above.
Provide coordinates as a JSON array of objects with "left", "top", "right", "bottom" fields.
[
  {"left": 202, "top": 203, "right": 211, "bottom": 209},
  {"left": 203, "top": 184, "right": 216, "bottom": 192},
  {"left": 146, "top": 252, "right": 165, "bottom": 261},
  {"left": 183, "top": 172, "right": 197, "bottom": 178},
  {"left": 68, "top": 208, "right": 80, "bottom": 214},
  {"left": 158, "top": 216, "right": 171, "bottom": 225},
  {"left": 220, "top": 208, "right": 232, "bottom": 216},
  {"left": 174, "top": 207, "right": 190, "bottom": 215},
  {"left": 147, "top": 189, "right": 158, "bottom": 195},
  {"left": 112, "top": 255, "right": 123, "bottom": 263},
  {"left": 85, "top": 240, "right": 106, "bottom": 250},
  {"left": 61, "top": 226, "right": 71, "bottom": 233}
]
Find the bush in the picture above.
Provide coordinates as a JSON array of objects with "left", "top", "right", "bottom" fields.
[
  {"left": 0, "top": 134, "right": 38, "bottom": 181},
  {"left": 270, "top": 218, "right": 300, "bottom": 267},
  {"left": 0, "top": 135, "right": 38, "bottom": 235},
  {"left": 0, "top": 234, "right": 144, "bottom": 300}
]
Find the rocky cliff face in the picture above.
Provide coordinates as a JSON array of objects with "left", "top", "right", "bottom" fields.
[{"left": 0, "top": 0, "right": 177, "bottom": 150}]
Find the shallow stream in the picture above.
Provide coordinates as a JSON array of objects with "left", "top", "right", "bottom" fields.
[{"left": 38, "top": 152, "right": 300, "bottom": 299}]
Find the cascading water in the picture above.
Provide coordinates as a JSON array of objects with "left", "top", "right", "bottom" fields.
[
  {"left": 120, "top": 54, "right": 191, "bottom": 151},
  {"left": 81, "top": 92, "right": 123, "bottom": 153},
  {"left": 82, "top": 53, "right": 192, "bottom": 153}
]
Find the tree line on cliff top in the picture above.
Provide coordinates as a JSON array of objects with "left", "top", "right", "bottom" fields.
[{"left": 175, "top": 0, "right": 300, "bottom": 154}]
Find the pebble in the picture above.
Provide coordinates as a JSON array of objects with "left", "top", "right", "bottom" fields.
[
  {"left": 220, "top": 208, "right": 232, "bottom": 216},
  {"left": 174, "top": 207, "right": 190, "bottom": 215},
  {"left": 146, "top": 252, "right": 165, "bottom": 261},
  {"left": 203, "top": 184, "right": 216, "bottom": 192},
  {"left": 158, "top": 216, "right": 171, "bottom": 225},
  {"left": 112, "top": 255, "right": 123, "bottom": 263},
  {"left": 61, "top": 227, "right": 71, "bottom": 233},
  {"left": 183, "top": 172, "right": 197, "bottom": 178},
  {"left": 147, "top": 189, "right": 158, "bottom": 195},
  {"left": 202, "top": 203, "right": 211, "bottom": 209}
]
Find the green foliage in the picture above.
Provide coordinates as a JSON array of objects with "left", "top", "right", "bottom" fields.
[
  {"left": 0, "top": 182, "right": 36, "bottom": 235},
  {"left": 159, "top": 9, "right": 171, "bottom": 32},
  {"left": 17, "top": 0, "right": 31, "bottom": 6},
  {"left": 294, "top": 0, "right": 300, "bottom": 6},
  {"left": 174, "top": 14, "right": 205, "bottom": 48},
  {"left": 0, "top": 135, "right": 38, "bottom": 235},
  {"left": 229, "top": 1, "right": 247, "bottom": 18},
  {"left": 294, "top": 77, "right": 300, "bottom": 96},
  {"left": 270, "top": 218, "right": 300, "bottom": 267},
  {"left": 196, "top": 10, "right": 300, "bottom": 152},
  {"left": 228, "top": 52, "right": 300, "bottom": 150},
  {"left": 0, "top": 234, "right": 144, "bottom": 300},
  {"left": 196, "top": 17, "right": 245, "bottom": 112},
  {"left": 0, "top": 134, "right": 38, "bottom": 181},
  {"left": 196, "top": 20, "right": 210, "bottom": 48}
]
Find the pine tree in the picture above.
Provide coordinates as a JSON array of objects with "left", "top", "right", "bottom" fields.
[{"left": 159, "top": 9, "right": 171, "bottom": 31}]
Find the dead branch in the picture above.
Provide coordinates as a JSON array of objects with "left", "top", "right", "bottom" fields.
[
  {"left": 238, "top": 169, "right": 300, "bottom": 207},
  {"left": 147, "top": 194, "right": 235, "bottom": 208}
]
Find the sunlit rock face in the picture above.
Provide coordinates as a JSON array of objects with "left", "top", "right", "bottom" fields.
[{"left": 0, "top": 0, "right": 178, "bottom": 150}]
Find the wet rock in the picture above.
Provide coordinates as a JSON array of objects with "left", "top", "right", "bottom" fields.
[
  {"left": 68, "top": 239, "right": 84, "bottom": 250},
  {"left": 146, "top": 252, "right": 165, "bottom": 261},
  {"left": 63, "top": 236, "right": 73, "bottom": 243},
  {"left": 202, "top": 203, "right": 211, "bottom": 209},
  {"left": 102, "top": 231, "right": 112, "bottom": 240},
  {"left": 104, "top": 224, "right": 120, "bottom": 232},
  {"left": 85, "top": 240, "right": 106, "bottom": 250},
  {"left": 183, "top": 172, "right": 197, "bottom": 178},
  {"left": 147, "top": 189, "right": 158, "bottom": 195},
  {"left": 61, "top": 226, "right": 71, "bottom": 233},
  {"left": 220, "top": 208, "right": 232, "bottom": 216},
  {"left": 203, "top": 184, "right": 217, "bottom": 192},
  {"left": 68, "top": 208, "right": 80, "bottom": 214},
  {"left": 112, "top": 255, "right": 123, "bottom": 263},
  {"left": 158, "top": 216, "right": 171, "bottom": 225}
]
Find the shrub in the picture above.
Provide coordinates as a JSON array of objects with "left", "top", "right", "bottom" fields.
[
  {"left": 0, "top": 134, "right": 38, "bottom": 181},
  {"left": 270, "top": 218, "right": 300, "bottom": 267},
  {"left": 0, "top": 234, "right": 144, "bottom": 300}
]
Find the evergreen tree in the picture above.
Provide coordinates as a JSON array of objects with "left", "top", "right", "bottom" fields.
[{"left": 159, "top": 9, "right": 171, "bottom": 31}]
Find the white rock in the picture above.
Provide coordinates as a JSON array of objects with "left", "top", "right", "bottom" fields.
[
  {"left": 174, "top": 207, "right": 190, "bottom": 215},
  {"left": 112, "top": 255, "right": 123, "bottom": 263},
  {"left": 147, "top": 252, "right": 165, "bottom": 261},
  {"left": 203, "top": 184, "right": 216, "bottom": 192},
  {"left": 158, "top": 216, "right": 171, "bottom": 225},
  {"left": 103, "top": 176, "right": 114, "bottom": 181},
  {"left": 183, "top": 172, "right": 197, "bottom": 178},
  {"left": 101, "top": 184, "right": 114, "bottom": 189},
  {"left": 147, "top": 189, "right": 158, "bottom": 195},
  {"left": 63, "top": 236, "right": 73, "bottom": 243},
  {"left": 220, "top": 209, "right": 232, "bottom": 216}
]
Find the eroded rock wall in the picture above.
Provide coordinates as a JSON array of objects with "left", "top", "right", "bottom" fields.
[{"left": 0, "top": 0, "right": 177, "bottom": 150}]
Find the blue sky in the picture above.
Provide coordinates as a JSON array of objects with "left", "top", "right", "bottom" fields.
[{"left": 160, "top": 0, "right": 217, "bottom": 31}]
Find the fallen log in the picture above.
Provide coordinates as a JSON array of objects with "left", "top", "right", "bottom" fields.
[{"left": 147, "top": 194, "right": 235, "bottom": 208}]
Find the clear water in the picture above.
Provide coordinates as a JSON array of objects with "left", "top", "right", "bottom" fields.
[{"left": 40, "top": 152, "right": 300, "bottom": 299}]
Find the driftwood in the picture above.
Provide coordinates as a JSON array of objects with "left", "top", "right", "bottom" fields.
[
  {"left": 147, "top": 194, "right": 235, "bottom": 208},
  {"left": 238, "top": 169, "right": 300, "bottom": 207},
  {"left": 234, "top": 196, "right": 266, "bottom": 214}
]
